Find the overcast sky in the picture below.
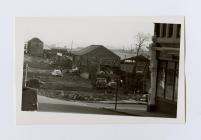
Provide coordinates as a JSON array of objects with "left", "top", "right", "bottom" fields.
[{"left": 16, "top": 17, "right": 154, "bottom": 49}]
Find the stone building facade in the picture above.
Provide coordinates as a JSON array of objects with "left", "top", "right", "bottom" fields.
[{"left": 148, "top": 23, "right": 181, "bottom": 117}]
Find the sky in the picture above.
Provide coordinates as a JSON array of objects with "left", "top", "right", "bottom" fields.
[{"left": 16, "top": 17, "right": 154, "bottom": 49}]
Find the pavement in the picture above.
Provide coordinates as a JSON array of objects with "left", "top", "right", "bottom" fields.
[
  {"left": 99, "top": 99, "right": 147, "bottom": 105},
  {"left": 37, "top": 95, "right": 174, "bottom": 117},
  {"left": 38, "top": 95, "right": 126, "bottom": 115}
]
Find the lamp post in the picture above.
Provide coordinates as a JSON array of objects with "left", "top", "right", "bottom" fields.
[{"left": 114, "top": 77, "right": 119, "bottom": 111}]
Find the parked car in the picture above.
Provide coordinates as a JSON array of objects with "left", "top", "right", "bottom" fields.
[
  {"left": 69, "top": 67, "right": 79, "bottom": 74},
  {"left": 106, "top": 81, "right": 117, "bottom": 93},
  {"left": 95, "top": 78, "right": 107, "bottom": 89},
  {"left": 107, "top": 81, "right": 117, "bottom": 89},
  {"left": 21, "top": 87, "right": 38, "bottom": 111},
  {"left": 140, "top": 94, "right": 148, "bottom": 102},
  {"left": 51, "top": 69, "right": 63, "bottom": 77}
]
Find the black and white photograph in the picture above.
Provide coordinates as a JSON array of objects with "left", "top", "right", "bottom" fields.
[
  {"left": 3, "top": 0, "right": 201, "bottom": 139},
  {"left": 16, "top": 17, "right": 184, "bottom": 120}
]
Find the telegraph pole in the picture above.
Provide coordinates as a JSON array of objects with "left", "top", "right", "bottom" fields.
[
  {"left": 24, "top": 64, "right": 28, "bottom": 87},
  {"left": 71, "top": 40, "right": 73, "bottom": 52},
  {"left": 114, "top": 77, "right": 119, "bottom": 111}
]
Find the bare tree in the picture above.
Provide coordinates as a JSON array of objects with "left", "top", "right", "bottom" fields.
[
  {"left": 131, "top": 33, "right": 151, "bottom": 94},
  {"left": 134, "top": 32, "right": 151, "bottom": 56}
]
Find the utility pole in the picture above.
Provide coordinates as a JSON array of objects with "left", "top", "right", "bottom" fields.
[
  {"left": 114, "top": 77, "right": 119, "bottom": 111},
  {"left": 130, "top": 44, "right": 133, "bottom": 53},
  {"left": 24, "top": 64, "right": 28, "bottom": 88},
  {"left": 71, "top": 40, "right": 73, "bottom": 52}
]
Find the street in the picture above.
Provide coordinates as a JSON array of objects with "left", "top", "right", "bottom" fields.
[{"left": 37, "top": 95, "right": 147, "bottom": 116}]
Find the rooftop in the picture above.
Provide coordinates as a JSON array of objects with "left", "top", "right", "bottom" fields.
[
  {"left": 71, "top": 45, "right": 120, "bottom": 59},
  {"left": 123, "top": 55, "right": 149, "bottom": 62},
  {"left": 28, "top": 37, "right": 43, "bottom": 43}
]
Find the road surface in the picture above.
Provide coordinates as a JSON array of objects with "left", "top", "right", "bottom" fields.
[{"left": 37, "top": 95, "right": 146, "bottom": 116}]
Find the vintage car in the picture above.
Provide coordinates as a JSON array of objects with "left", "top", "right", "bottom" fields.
[
  {"left": 95, "top": 78, "right": 107, "bottom": 89},
  {"left": 68, "top": 67, "right": 79, "bottom": 74},
  {"left": 140, "top": 94, "right": 148, "bottom": 102},
  {"left": 51, "top": 69, "right": 63, "bottom": 77},
  {"left": 107, "top": 81, "right": 117, "bottom": 89},
  {"left": 106, "top": 81, "right": 117, "bottom": 93}
]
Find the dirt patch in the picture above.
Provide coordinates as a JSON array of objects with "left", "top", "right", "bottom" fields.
[
  {"left": 24, "top": 55, "right": 145, "bottom": 103},
  {"left": 38, "top": 88, "right": 141, "bottom": 102},
  {"left": 27, "top": 70, "right": 93, "bottom": 91},
  {"left": 24, "top": 55, "right": 53, "bottom": 69}
]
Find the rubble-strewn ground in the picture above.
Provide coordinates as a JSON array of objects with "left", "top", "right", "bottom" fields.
[{"left": 24, "top": 54, "right": 146, "bottom": 103}]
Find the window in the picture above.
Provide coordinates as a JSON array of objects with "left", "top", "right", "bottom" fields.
[
  {"left": 168, "top": 24, "right": 173, "bottom": 37},
  {"left": 174, "top": 63, "right": 179, "bottom": 101},
  {"left": 155, "top": 23, "right": 160, "bottom": 37},
  {"left": 156, "top": 61, "right": 166, "bottom": 98},
  {"left": 165, "top": 62, "right": 175, "bottom": 100},
  {"left": 176, "top": 24, "right": 181, "bottom": 38},
  {"left": 156, "top": 61, "right": 179, "bottom": 102},
  {"left": 162, "top": 24, "right": 167, "bottom": 37}
]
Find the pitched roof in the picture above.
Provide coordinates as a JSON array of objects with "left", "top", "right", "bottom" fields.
[
  {"left": 71, "top": 45, "right": 99, "bottom": 55},
  {"left": 29, "top": 37, "right": 43, "bottom": 43},
  {"left": 71, "top": 45, "right": 119, "bottom": 58},
  {"left": 124, "top": 55, "right": 149, "bottom": 62}
]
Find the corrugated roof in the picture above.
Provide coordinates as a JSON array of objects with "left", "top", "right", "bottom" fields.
[
  {"left": 71, "top": 45, "right": 100, "bottom": 55},
  {"left": 71, "top": 45, "right": 120, "bottom": 59},
  {"left": 124, "top": 55, "right": 149, "bottom": 62}
]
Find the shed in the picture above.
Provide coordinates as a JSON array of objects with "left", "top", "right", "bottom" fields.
[{"left": 71, "top": 45, "right": 120, "bottom": 79}]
